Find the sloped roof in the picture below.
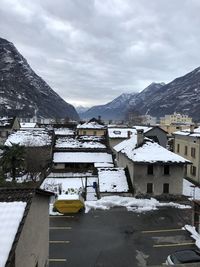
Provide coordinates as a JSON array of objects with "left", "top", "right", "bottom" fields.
[
  {"left": 114, "top": 135, "right": 190, "bottom": 164},
  {"left": 174, "top": 127, "right": 200, "bottom": 137},
  {"left": 0, "top": 188, "right": 53, "bottom": 267},
  {"left": 77, "top": 121, "right": 106, "bottom": 129}
]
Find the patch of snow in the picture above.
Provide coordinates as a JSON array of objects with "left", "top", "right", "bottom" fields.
[
  {"left": 98, "top": 168, "right": 128, "bottom": 192},
  {"left": 184, "top": 225, "right": 200, "bottom": 249},
  {"left": 54, "top": 128, "right": 74, "bottom": 136},
  {"left": 183, "top": 179, "right": 200, "bottom": 200},
  {"left": 53, "top": 152, "right": 113, "bottom": 163},
  {"left": 77, "top": 122, "right": 106, "bottom": 129},
  {"left": 85, "top": 196, "right": 191, "bottom": 213},
  {"left": 0, "top": 202, "right": 26, "bottom": 267},
  {"left": 55, "top": 137, "right": 106, "bottom": 149},
  {"left": 5, "top": 129, "right": 52, "bottom": 147}
]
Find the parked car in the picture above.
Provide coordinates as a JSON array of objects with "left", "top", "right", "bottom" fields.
[{"left": 166, "top": 249, "right": 200, "bottom": 265}]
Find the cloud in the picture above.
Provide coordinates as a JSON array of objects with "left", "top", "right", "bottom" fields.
[{"left": 0, "top": 0, "right": 200, "bottom": 107}]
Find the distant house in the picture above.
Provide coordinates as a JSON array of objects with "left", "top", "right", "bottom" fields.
[
  {"left": 77, "top": 121, "right": 107, "bottom": 137},
  {"left": 114, "top": 129, "right": 190, "bottom": 196},
  {"left": 5, "top": 128, "right": 54, "bottom": 172},
  {"left": 173, "top": 126, "right": 200, "bottom": 184},
  {"left": 0, "top": 188, "right": 53, "bottom": 267},
  {"left": 108, "top": 126, "right": 167, "bottom": 151},
  {"left": 0, "top": 117, "right": 20, "bottom": 144}
]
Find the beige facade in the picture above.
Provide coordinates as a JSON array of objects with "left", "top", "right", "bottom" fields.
[
  {"left": 116, "top": 152, "right": 184, "bottom": 195},
  {"left": 174, "top": 134, "right": 200, "bottom": 183},
  {"left": 160, "top": 112, "right": 192, "bottom": 125},
  {"left": 77, "top": 128, "right": 106, "bottom": 136},
  {"left": 160, "top": 124, "right": 191, "bottom": 135}
]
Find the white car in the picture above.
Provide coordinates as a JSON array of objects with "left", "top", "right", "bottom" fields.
[{"left": 166, "top": 249, "right": 200, "bottom": 265}]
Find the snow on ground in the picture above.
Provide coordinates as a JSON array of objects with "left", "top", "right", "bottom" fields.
[
  {"left": 55, "top": 137, "right": 106, "bottom": 149},
  {"left": 0, "top": 202, "right": 26, "bottom": 267},
  {"left": 41, "top": 176, "right": 98, "bottom": 195},
  {"left": 183, "top": 179, "right": 200, "bottom": 200},
  {"left": 98, "top": 168, "right": 128, "bottom": 192},
  {"left": 85, "top": 196, "right": 191, "bottom": 213},
  {"left": 5, "top": 129, "right": 52, "bottom": 147},
  {"left": 184, "top": 225, "right": 200, "bottom": 249}
]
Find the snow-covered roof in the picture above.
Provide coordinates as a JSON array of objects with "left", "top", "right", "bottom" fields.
[
  {"left": 0, "top": 202, "right": 26, "bottom": 267},
  {"left": 114, "top": 135, "right": 189, "bottom": 164},
  {"left": 108, "top": 126, "right": 152, "bottom": 139},
  {"left": 20, "top": 122, "right": 36, "bottom": 128},
  {"left": 78, "top": 135, "right": 104, "bottom": 141},
  {"left": 55, "top": 137, "right": 106, "bottom": 149},
  {"left": 54, "top": 128, "right": 74, "bottom": 136},
  {"left": 77, "top": 121, "right": 106, "bottom": 129},
  {"left": 98, "top": 168, "right": 128, "bottom": 192},
  {"left": 53, "top": 152, "right": 113, "bottom": 163},
  {"left": 174, "top": 127, "right": 200, "bottom": 137},
  {"left": 108, "top": 128, "right": 135, "bottom": 139},
  {"left": 5, "top": 129, "right": 52, "bottom": 147}
]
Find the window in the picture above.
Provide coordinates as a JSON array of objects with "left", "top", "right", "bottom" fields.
[
  {"left": 190, "top": 165, "right": 196, "bottom": 176},
  {"left": 163, "top": 183, "right": 169, "bottom": 194},
  {"left": 191, "top": 147, "right": 196, "bottom": 158},
  {"left": 147, "top": 164, "right": 153, "bottom": 175},
  {"left": 147, "top": 183, "right": 153, "bottom": 194},
  {"left": 184, "top": 146, "right": 188, "bottom": 155},
  {"left": 93, "top": 131, "right": 97, "bottom": 135},
  {"left": 177, "top": 144, "right": 180, "bottom": 153},
  {"left": 164, "top": 165, "right": 170, "bottom": 175},
  {"left": 83, "top": 130, "right": 87, "bottom": 135}
]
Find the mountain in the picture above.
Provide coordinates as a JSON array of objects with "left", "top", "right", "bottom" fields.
[
  {"left": 0, "top": 37, "right": 79, "bottom": 120},
  {"left": 81, "top": 66, "right": 200, "bottom": 121},
  {"left": 81, "top": 83, "right": 164, "bottom": 120},
  {"left": 82, "top": 93, "right": 136, "bottom": 120},
  {"left": 135, "top": 67, "right": 200, "bottom": 120},
  {"left": 76, "top": 106, "right": 90, "bottom": 114}
]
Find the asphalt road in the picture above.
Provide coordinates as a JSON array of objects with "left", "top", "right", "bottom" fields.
[{"left": 49, "top": 207, "right": 194, "bottom": 267}]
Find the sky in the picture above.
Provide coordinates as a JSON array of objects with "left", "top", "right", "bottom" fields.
[{"left": 0, "top": 0, "right": 200, "bottom": 108}]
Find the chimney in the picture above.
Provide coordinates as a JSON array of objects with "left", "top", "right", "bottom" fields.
[
  {"left": 190, "top": 124, "right": 195, "bottom": 133},
  {"left": 127, "top": 130, "right": 132, "bottom": 139},
  {"left": 137, "top": 129, "right": 144, "bottom": 146}
]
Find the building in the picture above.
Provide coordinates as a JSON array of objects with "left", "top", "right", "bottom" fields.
[
  {"left": 77, "top": 121, "right": 107, "bottom": 136},
  {"left": 173, "top": 126, "right": 200, "bottom": 184},
  {"left": 114, "top": 130, "right": 189, "bottom": 196},
  {"left": 5, "top": 128, "right": 54, "bottom": 172},
  {"left": 108, "top": 126, "right": 167, "bottom": 151},
  {"left": 0, "top": 117, "right": 20, "bottom": 144},
  {"left": 0, "top": 188, "right": 53, "bottom": 267},
  {"left": 160, "top": 112, "right": 192, "bottom": 125}
]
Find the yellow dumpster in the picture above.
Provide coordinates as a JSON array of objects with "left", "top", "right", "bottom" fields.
[{"left": 54, "top": 194, "right": 85, "bottom": 214}]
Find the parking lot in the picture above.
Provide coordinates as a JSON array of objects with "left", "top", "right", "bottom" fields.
[{"left": 49, "top": 207, "right": 194, "bottom": 267}]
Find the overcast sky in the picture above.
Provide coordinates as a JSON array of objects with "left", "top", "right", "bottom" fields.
[{"left": 1, "top": 0, "right": 200, "bottom": 107}]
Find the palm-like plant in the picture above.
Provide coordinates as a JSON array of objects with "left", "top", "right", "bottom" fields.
[{"left": 0, "top": 143, "right": 25, "bottom": 181}]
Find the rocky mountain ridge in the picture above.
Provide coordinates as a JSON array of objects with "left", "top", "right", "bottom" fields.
[
  {"left": 0, "top": 37, "right": 79, "bottom": 120},
  {"left": 81, "top": 67, "right": 200, "bottom": 121}
]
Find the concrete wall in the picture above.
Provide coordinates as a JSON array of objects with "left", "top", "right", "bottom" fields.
[
  {"left": 15, "top": 194, "right": 50, "bottom": 267},
  {"left": 145, "top": 128, "right": 167, "bottom": 148},
  {"left": 116, "top": 152, "right": 184, "bottom": 195},
  {"left": 109, "top": 138, "right": 125, "bottom": 152},
  {"left": 133, "top": 163, "right": 184, "bottom": 195}
]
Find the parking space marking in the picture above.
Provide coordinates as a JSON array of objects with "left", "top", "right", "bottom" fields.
[
  {"left": 142, "top": 228, "right": 184, "bottom": 234},
  {"left": 50, "top": 227, "right": 72, "bottom": 230},
  {"left": 49, "top": 240, "right": 70, "bottom": 244},
  {"left": 154, "top": 242, "right": 195, "bottom": 248},
  {"left": 50, "top": 215, "right": 74, "bottom": 218},
  {"left": 49, "top": 259, "right": 67, "bottom": 262}
]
